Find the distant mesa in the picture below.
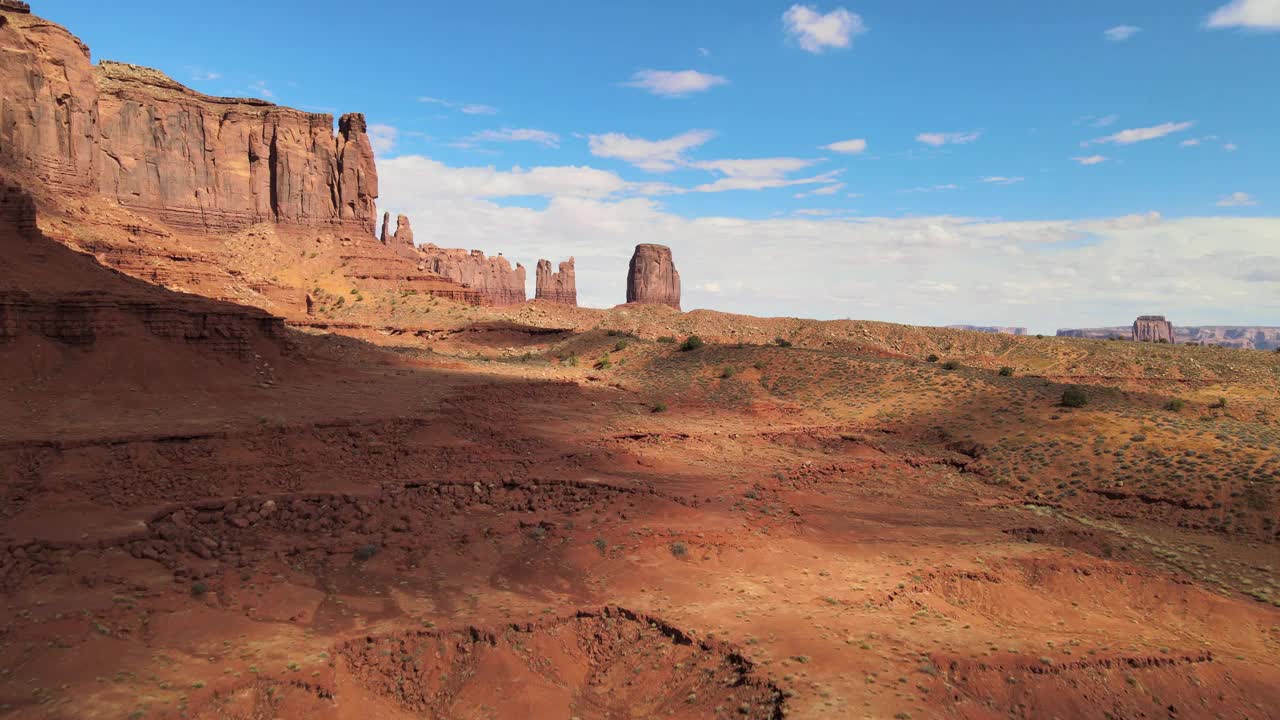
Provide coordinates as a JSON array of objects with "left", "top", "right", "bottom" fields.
[
  {"left": 1133, "top": 315, "right": 1174, "bottom": 344},
  {"left": 1058, "top": 321, "right": 1280, "bottom": 350},
  {"left": 946, "top": 325, "right": 1027, "bottom": 336},
  {"left": 535, "top": 257, "right": 577, "bottom": 306},
  {"left": 626, "top": 244, "right": 681, "bottom": 310}
]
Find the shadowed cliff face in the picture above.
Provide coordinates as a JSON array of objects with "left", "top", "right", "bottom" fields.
[{"left": 0, "top": 9, "right": 378, "bottom": 233}]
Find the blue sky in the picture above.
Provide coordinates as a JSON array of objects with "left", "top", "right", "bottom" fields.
[{"left": 42, "top": 1, "right": 1280, "bottom": 330}]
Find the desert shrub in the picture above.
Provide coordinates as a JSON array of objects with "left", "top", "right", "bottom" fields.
[
  {"left": 1210, "top": 397, "right": 1228, "bottom": 409},
  {"left": 593, "top": 537, "right": 608, "bottom": 554},
  {"left": 191, "top": 582, "right": 208, "bottom": 598},
  {"left": 926, "top": 354, "right": 939, "bottom": 363},
  {"left": 774, "top": 337, "right": 793, "bottom": 348},
  {"left": 1061, "top": 387, "right": 1087, "bottom": 408},
  {"left": 679, "top": 335, "right": 704, "bottom": 351},
  {"left": 594, "top": 354, "right": 612, "bottom": 370},
  {"left": 998, "top": 366, "right": 1014, "bottom": 377},
  {"left": 657, "top": 335, "right": 676, "bottom": 344},
  {"left": 651, "top": 402, "right": 667, "bottom": 413},
  {"left": 941, "top": 360, "right": 961, "bottom": 370},
  {"left": 669, "top": 542, "right": 688, "bottom": 557},
  {"left": 721, "top": 366, "right": 736, "bottom": 379},
  {"left": 614, "top": 340, "right": 629, "bottom": 351},
  {"left": 354, "top": 544, "right": 379, "bottom": 561},
  {"left": 1164, "top": 398, "right": 1186, "bottom": 412},
  {"left": 753, "top": 360, "right": 766, "bottom": 370}
]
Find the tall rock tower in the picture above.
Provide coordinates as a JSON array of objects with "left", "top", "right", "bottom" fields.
[
  {"left": 535, "top": 258, "right": 577, "bottom": 305},
  {"left": 626, "top": 244, "right": 681, "bottom": 310}
]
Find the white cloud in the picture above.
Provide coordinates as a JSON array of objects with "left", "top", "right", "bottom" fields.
[
  {"left": 190, "top": 69, "right": 221, "bottom": 82},
  {"left": 782, "top": 4, "right": 867, "bottom": 53},
  {"left": 368, "top": 124, "right": 399, "bottom": 156},
  {"left": 822, "top": 138, "right": 868, "bottom": 154},
  {"left": 460, "top": 128, "right": 561, "bottom": 148},
  {"left": 1091, "top": 114, "right": 1118, "bottom": 127},
  {"left": 1224, "top": 142, "right": 1239, "bottom": 151},
  {"left": 698, "top": 47, "right": 712, "bottom": 57},
  {"left": 378, "top": 156, "right": 641, "bottom": 200},
  {"left": 1206, "top": 0, "right": 1280, "bottom": 29},
  {"left": 916, "top": 131, "right": 981, "bottom": 147},
  {"left": 378, "top": 158, "right": 1280, "bottom": 328},
  {"left": 1180, "top": 138, "right": 1201, "bottom": 147},
  {"left": 982, "top": 176, "right": 1025, "bottom": 185},
  {"left": 687, "top": 157, "right": 839, "bottom": 193},
  {"left": 588, "top": 130, "right": 715, "bottom": 172},
  {"left": 250, "top": 80, "right": 273, "bottom": 99},
  {"left": 1073, "top": 155, "right": 1108, "bottom": 165},
  {"left": 623, "top": 69, "right": 729, "bottom": 97},
  {"left": 1104, "top": 25, "right": 1142, "bottom": 41},
  {"left": 794, "top": 182, "right": 847, "bottom": 198},
  {"left": 1217, "top": 191, "right": 1257, "bottom": 207},
  {"left": 1084, "top": 121, "right": 1194, "bottom": 146},
  {"left": 418, "top": 96, "right": 498, "bottom": 115}
]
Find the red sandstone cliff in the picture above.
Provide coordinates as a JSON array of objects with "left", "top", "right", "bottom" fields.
[
  {"left": 626, "top": 244, "right": 680, "bottom": 310},
  {"left": 0, "top": 7, "right": 377, "bottom": 232},
  {"left": 535, "top": 258, "right": 577, "bottom": 306},
  {"left": 417, "top": 245, "right": 527, "bottom": 306}
]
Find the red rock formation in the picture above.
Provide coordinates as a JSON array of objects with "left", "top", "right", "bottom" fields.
[
  {"left": 626, "top": 244, "right": 680, "bottom": 310},
  {"left": 418, "top": 245, "right": 526, "bottom": 306},
  {"left": 535, "top": 258, "right": 577, "bottom": 305},
  {"left": 379, "top": 212, "right": 417, "bottom": 259},
  {"left": 0, "top": 8, "right": 378, "bottom": 233},
  {"left": 1133, "top": 315, "right": 1174, "bottom": 344}
]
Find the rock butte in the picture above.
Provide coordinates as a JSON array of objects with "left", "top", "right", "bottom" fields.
[
  {"left": 1133, "top": 315, "right": 1175, "bottom": 344},
  {"left": 0, "top": 6, "right": 581, "bottom": 310},
  {"left": 626, "top": 244, "right": 681, "bottom": 310},
  {"left": 535, "top": 257, "right": 577, "bottom": 306}
]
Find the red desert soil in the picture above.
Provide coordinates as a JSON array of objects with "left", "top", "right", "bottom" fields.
[{"left": 1, "top": 6, "right": 1278, "bottom": 718}]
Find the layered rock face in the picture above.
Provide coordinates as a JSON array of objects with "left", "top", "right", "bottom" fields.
[
  {"left": 1133, "top": 315, "right": 1175, "bottom": 343},
  {"left": 626, "top": 244, "right": 680, "bottom": 310},
  {"left": 418, "top": 245, "right": 526, "bottom": 306},
  {"left": 535, "top": 258, "right": 577, "bottom": 305},
  {"left": 946, "top": 325, "right": 1028, "bottom": 336},
  {"left": 0, "top": 8, "right": 377, "bottom": 232}
]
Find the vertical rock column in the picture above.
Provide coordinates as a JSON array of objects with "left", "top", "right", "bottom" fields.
[{"left": 626, "top": 244, "right": 680, "bottom": 310}]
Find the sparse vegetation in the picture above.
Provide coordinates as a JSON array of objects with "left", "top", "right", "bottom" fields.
[
  {"left": 657, "top": 335, "right": 676, "bottom": 344},
  {"left": 1164, "top": 399, "right": 1186, "bottom": 412},
  {"left": 651, "top": 401, "right": 667, "bottom": 413},
  {"left": 354, "top": 544, "right": 379, "bottom": 561},
  {"left": 774, "top": 337, "right": 793, "bottom": 348},
  {"left": 679, "top": 336, "right": 704, "bottom": 352},
  {"left": 669, "top": 541, "right": 688, "bottom": 557},
  {"left": 1061, "top": 387, "right": 1088, "bottom": 408},
  {"left": 999, "top": 366, "right": 1014, "bottom": 377},
  {"left": 720, "top": 366, "right": 736, "bottom": 379},
  {"left": 926, "top": 354, "right": 939, "bottom": 363},
  {"left": 941, "top": 360, "right": 961, "bottom": 370}
]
